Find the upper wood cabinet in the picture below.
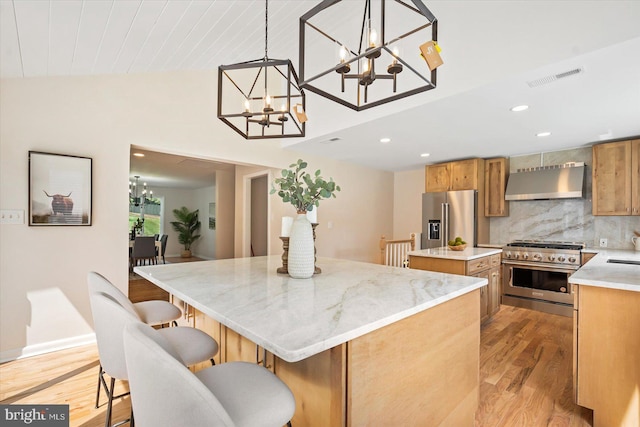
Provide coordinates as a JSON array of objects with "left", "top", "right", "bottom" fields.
[
  {"left": 424, "top": 163, "right": 451, "bottom": 192},
  {"left": 425, "top": 158, "right": 484, "bottom": 192},
  {"left": 592, "top": 139, "right": 640, "bottom": 215},
  {"left": 484, "top": 157, "right": 509, "bottom": 217}
]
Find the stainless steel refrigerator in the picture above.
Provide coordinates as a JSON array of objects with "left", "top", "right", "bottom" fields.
[{"left": 421, "top": 190, "right": 478, "bottom": 249}]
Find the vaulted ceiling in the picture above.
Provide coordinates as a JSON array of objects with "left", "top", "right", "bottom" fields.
[{"left": 2, "top": 0, "right": 640, "bottom": 176}]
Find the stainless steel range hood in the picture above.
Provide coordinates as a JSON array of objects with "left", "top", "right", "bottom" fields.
[{"left": 505, "top": 162, "right": 585, "bottom": 201}]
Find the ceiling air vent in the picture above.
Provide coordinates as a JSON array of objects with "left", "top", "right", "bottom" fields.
[
  {"left": 527, "top": 67, "right": 584, "bottom": 88},
  {"left": 320, "top": 137, "right": 342, "bottom": 144}
]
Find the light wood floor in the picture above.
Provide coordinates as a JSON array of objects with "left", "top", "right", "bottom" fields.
[
  {"left": 475, "top": 305, "right": 592, "bottom": 427},
  {"left": 1, "top": 304, "right": 592, "bottom": 427}
]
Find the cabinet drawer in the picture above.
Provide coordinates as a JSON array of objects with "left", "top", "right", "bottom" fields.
[
  {"left": 467, "top": 256, "right": 491, "bottom": 275},
  {"left": 490, "top": 254, "right": 501, "bottom": 267}
]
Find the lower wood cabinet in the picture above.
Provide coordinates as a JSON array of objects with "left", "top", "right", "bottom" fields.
[
  {"left": 573, "top": 285, "right": 640, "bottom": 427},
  {"left": 171, "top": 291, "right": 480, "bottom": 427},
  {"left": 409, "top": 253, "right": 501, "bottom": 323}
]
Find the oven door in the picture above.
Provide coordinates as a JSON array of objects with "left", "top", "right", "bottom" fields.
[{"left": 502, "top": 260, "right": 577, "bottom": 305}]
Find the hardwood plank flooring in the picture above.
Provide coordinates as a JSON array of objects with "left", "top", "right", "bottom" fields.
[
  {"left": 0, "top": 304, "right": 592, "bottom": 427},
  {"left": 476, "top": 305, "right": 593, "bottom": 427}
]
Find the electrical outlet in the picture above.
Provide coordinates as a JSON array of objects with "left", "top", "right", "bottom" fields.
[
  {"left": 599, "top": 238, "right": 608, "bottom": 248},
  {"left": 1, "top": 210, "right": 24, "bottom": 224}
]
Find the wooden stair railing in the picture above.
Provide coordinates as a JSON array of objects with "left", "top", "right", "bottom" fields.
[{"left": 380, "top": 233, "right": 416, "bottom": 267}]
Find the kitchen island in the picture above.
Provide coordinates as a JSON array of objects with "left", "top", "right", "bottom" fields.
[
  {"left": 408, "top": 247, "right": 502, "bottom": 323},
  {"left": 135, "top": 255, "right": 487, "bottom": 426},
  {"left": 569, "top": 249, "right": 640, "bottom": 427}
]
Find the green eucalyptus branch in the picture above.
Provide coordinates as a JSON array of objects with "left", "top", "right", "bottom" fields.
[{"left": 270, "top": 159, "right": 341, "bottom": 213}]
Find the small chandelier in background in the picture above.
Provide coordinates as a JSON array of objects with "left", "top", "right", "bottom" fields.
[
  {"left": 299, "top": 0, "right": 441, "bottom": 111},
  {"left": 129, "top": 176, "right": 151, "bottom": 207},
  {"left": 217, "top": 0, "right": 306, "bottom": 139}
]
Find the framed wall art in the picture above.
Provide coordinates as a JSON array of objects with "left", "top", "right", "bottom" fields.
[{"left": 29, "top": 151, "right": 92, "bottom": 226}]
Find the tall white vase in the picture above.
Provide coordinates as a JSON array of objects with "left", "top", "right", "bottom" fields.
[{"left": 288, "top": 213, "right": 315, "bottom": 279}]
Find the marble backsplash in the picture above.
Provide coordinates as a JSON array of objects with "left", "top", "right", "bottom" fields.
[{"left": 489, "top": 146, "right": 640, "bottom": 250}]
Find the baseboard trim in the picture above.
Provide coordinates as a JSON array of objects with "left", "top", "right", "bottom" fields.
[{"left": 0, "top": 333, "right": 96, "bottom": 363}]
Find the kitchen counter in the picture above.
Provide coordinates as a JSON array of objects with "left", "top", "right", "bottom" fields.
[
  {"left": 135, "top": 255, "right": 486, "bottom": 363},
  {"left": 134, "top": 255, "right": 485, "bottom": 426},
  {"left": 569, "top": 249, "right": 640, "bottom": 292},
  {"left": 408, "top": 246, "right": 502, "bottom": 261}
]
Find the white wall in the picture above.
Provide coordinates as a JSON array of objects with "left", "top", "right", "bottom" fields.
[
  {"left": 393, "top": 168, "right": 425, "bottom": 245},
  {"left": 215, "top": 169, "right": 235, "bottom": 260},
  {"left": 194, "top": 186, "right": 216, "bottom": 259},
  {"left": 0, "top": 71, "right": 394, "bottom": 360}
]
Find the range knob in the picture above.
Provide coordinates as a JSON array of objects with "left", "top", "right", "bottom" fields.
[
  {"left": 557, "top": 256, "right": 565, "bottom": 262},
  {"left": 533, "top": 254, "right": 542, "bottom": 261},
  {"left": 568, "top": 256, "right": 577, "bottom": 263},
  {"left": 514, "top": 253, "right": 520, "bottom": 259},
  {"left": 548, "top": 255, "right": 555, "bottom": 261},
  {"left": 505, "top": 252, "right": 512, "bottom": 259},
  {"left": 522, "top": 253, "right": 529, "bottom": 260}
]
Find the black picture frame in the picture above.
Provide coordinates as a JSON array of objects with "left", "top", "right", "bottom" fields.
[{"left": 29, "top": 151, "right": 92, "bottom": 226}]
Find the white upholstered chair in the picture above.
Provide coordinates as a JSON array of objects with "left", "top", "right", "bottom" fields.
[
  {"left": 88, "top": 271, "right": 182, "bottom": 410},
  {"left": 380, "top": 233, "right": 417, "bottom": 267},
  {"left": 88, "top": 290, "right": 219, "bottom": 427},
  {"left": 88, "top": 271, "right": 181, "bottom": 327},
  {"left": 123, "top": 322, "right": 296, "bottom": 427}
]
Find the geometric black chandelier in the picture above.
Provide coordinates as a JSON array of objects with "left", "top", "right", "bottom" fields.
[
  {"left": 217, "top": 0, "right": 306, "bottom": 139},
  {"left": 129, "top": 176, "right": 151, "bottom": 207},
  {"left": 299, "top": 0, "right": 441, "bottom": 111}
]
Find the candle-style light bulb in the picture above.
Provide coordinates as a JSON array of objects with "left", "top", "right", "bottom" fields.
[
  {"left": 363, "top": 60, "right": 370, "bottom": 73},
  {"left": 281, "top": 103, "right": 287, "bottom": 112},
  {"left": 263, "top": 94, "right": 273, "bottom": 113},
  {"left": 242, "top": 98, "right": 252, "bottom": 117},
  {"left": 369, "top": 28, "right": 378, "bottom": 47},
  {"left": 339, "top": 45, "right": 347, "bottom": 63}
]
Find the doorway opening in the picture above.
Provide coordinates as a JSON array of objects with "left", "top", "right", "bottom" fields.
[{"left": 250, "top": 175, "right": 269, "bottom": 256}]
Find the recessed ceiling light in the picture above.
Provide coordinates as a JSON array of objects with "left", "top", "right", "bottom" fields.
[
  {"left": 420, "top": 153, "right": 430, "bottom": 157},
  {"left": 133, "top": 152, "right": 145, "bottom": 157},
  {"left": 510, "top": 105, "right": 529, "bottom": 112},
  {"left": 380, "top": 137, "right": 391, "bottom": 143},
  {"left": 536, "top": 131, "right": 552, "bottom": 137}
]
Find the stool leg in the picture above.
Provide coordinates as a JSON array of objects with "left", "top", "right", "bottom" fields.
[{"left": 95, "top": 364, "right": 103, "bottom": 408}]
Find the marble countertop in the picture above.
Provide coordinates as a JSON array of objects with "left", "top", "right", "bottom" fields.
[
  {"left": 134, "top": 256, "right": 487, "bottom": 363},
  {"left": 569, "top": 249, "right": 640, "bottom": 292},
  {"left": 408, "top": 246, "right": 502, "bottom": 261}
]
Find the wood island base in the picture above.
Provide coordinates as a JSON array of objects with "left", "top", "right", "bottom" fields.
[{"left": 188, "top": 289, "right": 480, "bottom": 426}]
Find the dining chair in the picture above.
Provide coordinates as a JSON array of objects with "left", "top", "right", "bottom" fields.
[
  {"left": 380, "top": 233, "right": 416, "bottom": 267},
  {"left": 160, "top": 234, "right": 168, "bottom": 264},
  {"left": 89, "top": 291, "right": 220, "bottom": 427},
  {"left": 131, "top": 236, "right": 156, "bottom": 267},
  {"left": 123, "top": 322, "right": 296, "bottom": 427}
]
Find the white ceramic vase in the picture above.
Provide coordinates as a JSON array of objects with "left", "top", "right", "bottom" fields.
[{"left": 287, "top": 213, "right": 315, "bottom": 278}]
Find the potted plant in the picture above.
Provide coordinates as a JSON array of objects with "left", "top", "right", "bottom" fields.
[
  {"left": 271, "top": 159, "right": 340, "bottom": 278},
  {"left": 170, "top": 206, "right": 201, "bottom": 258}
]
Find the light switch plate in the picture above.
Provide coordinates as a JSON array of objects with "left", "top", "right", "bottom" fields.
[{"left": 1, "top": 210, "right": 25, "bottom": 224}]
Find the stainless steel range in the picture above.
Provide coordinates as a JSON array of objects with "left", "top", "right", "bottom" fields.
[{"left": 502, "top": 240, "right": 585, "bottom": 317}]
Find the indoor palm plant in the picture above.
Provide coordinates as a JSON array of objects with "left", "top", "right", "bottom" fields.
[
  {"left": 170, "top": 206, "right": 201, "bottom": 258},
  {"left": 271, "top": 159, "right": 340, "bottom": 278}
]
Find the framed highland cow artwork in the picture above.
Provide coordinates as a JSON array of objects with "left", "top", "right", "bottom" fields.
[{"left": 29, "top": 151, "right": 92, "bottom": 226}]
